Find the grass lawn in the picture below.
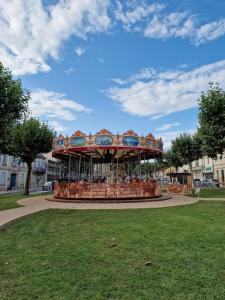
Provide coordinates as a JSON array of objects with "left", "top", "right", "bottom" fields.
[
  {"left": 0, "top": 192, "right": 52, "bottom": 211},
  {"left": 1, "top": 202, "right": 225, "bottom": 299},
  {"left": 192, "top": 187, "right": 225, "bottom": 198}
]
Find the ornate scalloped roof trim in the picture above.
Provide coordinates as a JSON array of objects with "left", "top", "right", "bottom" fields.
[
  {"left": 96, "top": 128, "right": 113, "bottom": 135},
  {"left": 123, "top": 129, "right": 138, "bottom": 136},
  {"left": 58, "top": 134, "right": 64, "bottom": 139},
  {"left": 73, "top": 130, "right": 85, "bottom": 136},
  {"left": 146, "top": 133, "right": 155, "bottom": 140}
]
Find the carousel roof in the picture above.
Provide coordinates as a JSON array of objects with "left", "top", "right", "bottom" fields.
[{"left": 52, "top": 129, "right": 163, "bottom": 162}]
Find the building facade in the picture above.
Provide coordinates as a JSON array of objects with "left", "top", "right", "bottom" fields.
[
  {"left": 176, "top": 154, "right": 225, "bottom": 185},
  {"left": 0, "top": 152, "right": 61, "bottom": 193},
  {"left": 0, "top": 154, "right": 47, "bottom": 192},
  {"left": 43, "top": 152, "right": 61, "bottom": 182},
  {"left": 0, "top": 154, "right": 27, "bottom": 192}
]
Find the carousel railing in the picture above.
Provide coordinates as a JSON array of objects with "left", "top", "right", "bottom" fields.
[{"left": 53, "top": 180, "right": 162, "bottom": 199}]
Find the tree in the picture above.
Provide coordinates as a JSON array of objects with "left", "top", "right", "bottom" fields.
[
  {"left": 0, "top": 62, "right": 29, "bottom": 152},
  {"left": 164, "top": 149, "right": 183, "bottom": 174},
  {"left": 198, "top": 83, "right": 225, "bottom": 159},
  {"left": 10, "top": 118, "right": 54, "bottom": 195},
  {"left": 171, "top": 133, "right": 202, "bottom": 181}
]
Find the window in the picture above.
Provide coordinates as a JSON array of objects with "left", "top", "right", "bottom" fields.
[
  {"left": 12, "top": 156, "right": 18, "bottom": 167},
  {"left": 195, "top": 160, "right": 199, "bottom": 167},
  {"left": 20, "top": 173, "right": 25, "bottom": 185},
  {"left": 0, "top": 171, "right": 6, "bottom": 185},
  {"left": 1, "top": 155, "right": 7, "bottom": 165},
  {"left": 222, "top": 170, "right": 225, "bottom": 183}
]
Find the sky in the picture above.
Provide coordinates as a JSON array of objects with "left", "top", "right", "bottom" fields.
[{"left": 1, "top": 0, "right": 225, "bottom": 149}]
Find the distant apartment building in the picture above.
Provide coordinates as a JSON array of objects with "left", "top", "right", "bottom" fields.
[
  {"left": 43, "top": 152, "right": 61, "bottom": 182},
  {"left": 214, "top": 155, "right": 225, "bottom": 185},
  {"left": 177, "top": 153, "right": 225, "bottom": 185},
  {"left": 191, "top": 156, "right": 214, "bottom": 180},
  {"left": 0, "top": 152, "right": 61, "bottom": 192},
  {"left": 0, "top": 154, "right": 27, "bottom": 192}
]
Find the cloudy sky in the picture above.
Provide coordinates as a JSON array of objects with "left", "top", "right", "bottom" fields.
[{"left": 1, "top": 0, "right": 225, "bottom": 148}]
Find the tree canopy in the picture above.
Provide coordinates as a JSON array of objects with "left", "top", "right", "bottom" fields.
[
  {"left": 171, "top": 133, "right": 202, "bottom": 166},
  {"left": 198, "top": 83, "right": 225, "bottom": 158},
  {"left": 164, "top": 149, "right": 183, "bottom": 172},
  {"left": 170, "top": 133, "right": 202, "bottom": 182},
  {"left": 10, "top": 118, "right": 54, "bottom": 195},
  {"left": 0, "top": 62, "right": 29, "bottom": 152}
]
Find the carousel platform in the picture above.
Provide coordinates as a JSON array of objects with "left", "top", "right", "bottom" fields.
[
  {"left": 46, "top": 194, "right": 171, "bottom": 203},
  {"left": 51, "top": 181, "right": 164, "bottom": 202}
]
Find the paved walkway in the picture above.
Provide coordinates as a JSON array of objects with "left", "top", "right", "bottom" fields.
[
  {"left": 199, "top": 197, "right": 225, "bottom": 201},
  {"left": 0, "top": 195, "right": 198, "bottom": 227}
]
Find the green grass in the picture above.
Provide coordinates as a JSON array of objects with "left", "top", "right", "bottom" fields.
[
  {"left": 0, "top": 192, "right": 52, "bottom": 211},
  {"left": 1, "top": 202, "right": 225, "bottom": 299},
  {"left": 192, "top": 187, "right": 225, "bottom": 198}
]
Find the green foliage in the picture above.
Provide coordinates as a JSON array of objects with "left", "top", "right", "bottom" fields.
[
  {"left": 198, "top": 83, "right": 225, "bottom": 158},
  {"left": 164, "top": 149, "right": 183, "bottom": 171},
  {"left": 0, "top": 62, "right": 29, "bottom": 152},
  {"left": 9, "top": 118, "right": 54, "bottom": 194},
  {"left": 171, "top": 133, "right": 202, "bottom": 167},
  {"left": 133, "top": 160, "right": 167, "bottom": 177},
  {"left": 10, "top": 118, "right": 54, "bottom": 163}
]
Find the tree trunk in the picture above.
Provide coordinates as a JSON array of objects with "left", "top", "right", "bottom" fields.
[
  {"left": 189, "top": 162, "right": 194, "bottom": 188},
  {"left": 24, "top": 161, "right": 32, "bottom": 195},
  {"left": 175, "top": 167, "right": 178, "bottom": 183}
]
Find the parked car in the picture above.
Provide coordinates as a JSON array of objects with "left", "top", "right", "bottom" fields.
[
  {"left": 42, "top": 181, "right": 55, "bottom": 191},
  {"left": 201, "top": 179, "right": 219, "bottom": 188}
]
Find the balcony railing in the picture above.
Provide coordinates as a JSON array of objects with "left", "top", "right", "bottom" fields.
[{"left": 32, "top": 167, "right": 46, "bottom": 175}]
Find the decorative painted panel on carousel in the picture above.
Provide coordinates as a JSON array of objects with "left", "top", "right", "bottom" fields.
[
  {"left": 122, "top": 136, "right": 139, "bottom": 146},
  {"left": 95, "top": 135, "right": 113, "bottom": 146},
  {"left": 71, "top": 137, "right": 86, "bottom": 146},
  {"left": 57, "top": 139, "right": 64, "bottom": 147}
]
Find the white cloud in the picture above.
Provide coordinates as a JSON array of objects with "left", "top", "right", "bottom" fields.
[
  {"left": 30, "top": 89, "right": 91, "bottom": 121},
  {"left": 144, "top": 11, "right": 225, "bottom": 45},
  {"left": 1, "top": 0, "right": 225, "bottom": 76},
  {"left": 115, "top": 1, "right": 165, "bottom": 30},
  {"left": 156, "top": 123, "right": 180, "bottom": 132},
  {"left": 114, "top": 1, "right": 225, "bottom": 45},
  {"left": 107, "top": 59, "right": 225, "bottom": 118},
  {"left": 111, "top": 68, "right": 156, "bottom": 85},
  {"left": 144, "top": 12, "right": 196, "bottom": 40},
  {"left": 75, "top": 47, "right": 86, "bottom": 56},
  {"left": 155, "top": 129, "right": 196, "bottom": 150},
  {"left": 195, "top": 19, "right": 225, "bottom": 45},
  {"left": 48, "top": 120, "right": 68, "bottom": 132},
  {"left": 0, "top": 0, "right": 111, "bottom": 75}
]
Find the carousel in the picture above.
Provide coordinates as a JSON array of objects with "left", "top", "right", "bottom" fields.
[{"left": 52, "top": 129, "right": 164, "bottom": 202}]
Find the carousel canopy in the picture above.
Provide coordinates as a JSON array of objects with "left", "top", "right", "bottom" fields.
[{"left": 52, "top": 129, "right": 163, "bottom": 162}]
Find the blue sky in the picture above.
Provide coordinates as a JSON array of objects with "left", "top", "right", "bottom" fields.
[{"left": 1, "top": 0, "right": 225, "bottom": 148}]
